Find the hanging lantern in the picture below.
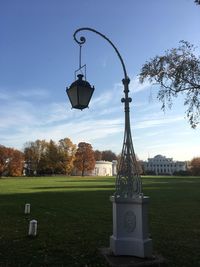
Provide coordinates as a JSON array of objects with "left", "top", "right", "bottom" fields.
[{"left": 66, "top": 74, "right": 94, "bottom": 110}]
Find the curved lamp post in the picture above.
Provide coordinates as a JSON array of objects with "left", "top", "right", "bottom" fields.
[{"left": 67, "top": 27, "right": 152, "bottom": 258}]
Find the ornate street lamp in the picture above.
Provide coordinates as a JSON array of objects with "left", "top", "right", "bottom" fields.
[
  {"left": 67, "top": 27, "right": 152, "bottom": 258},
  {"left": 66, "top": 74, "right": 94, "bottom": 110}
]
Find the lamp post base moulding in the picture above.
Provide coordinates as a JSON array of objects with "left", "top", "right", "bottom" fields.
[{"left": 110, "top": 195, "right": 152, "bottom": 258}]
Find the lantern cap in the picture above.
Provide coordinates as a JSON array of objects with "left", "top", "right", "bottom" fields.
[
  {"left": 77, "top": 74, "right": 84, "bottom": 79},
  {"left": 69, "top": 74, "right": 92, "bottom": 90}
]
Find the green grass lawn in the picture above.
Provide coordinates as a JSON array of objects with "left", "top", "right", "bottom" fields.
[{"left": 0, "top": 175, "right": 200, "bottom": 267}]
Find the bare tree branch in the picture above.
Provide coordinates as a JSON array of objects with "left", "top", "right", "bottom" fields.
[{"left": 139, "top": 41, "right": 200, "bottom": 128}]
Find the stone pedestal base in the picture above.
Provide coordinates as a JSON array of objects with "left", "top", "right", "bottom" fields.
[
  {"left": 100, "top": 248, "right": 166, "bottom": 267},
  {"left": 110, "top": 195, "right": 152, "bottom": 258}
]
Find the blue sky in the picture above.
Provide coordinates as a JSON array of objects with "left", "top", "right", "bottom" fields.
[{"left": 0, "top": 0, "right": 199, "bottom": 161}]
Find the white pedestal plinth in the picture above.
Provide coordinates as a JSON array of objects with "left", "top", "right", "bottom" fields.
[{"left": 110, "top": 196, "right": 152, "bottom": 258}]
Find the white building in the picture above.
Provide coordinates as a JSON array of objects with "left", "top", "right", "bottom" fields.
[
  {"left": 112, "top": 160, "right": 117, "bottom": 176},
  {"left": 141, "top": 155, "right": 187, "bottom": 175},
  {"left": 92, "top": 160, "right": 117, "bottom": 176}
]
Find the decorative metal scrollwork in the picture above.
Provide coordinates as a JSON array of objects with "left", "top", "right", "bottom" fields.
[
  {"left": 73, "top": 28, "right": 142, "bottom": 199},
  {"left": 115, "top": 77, "right": 142, "bottom": 198}
]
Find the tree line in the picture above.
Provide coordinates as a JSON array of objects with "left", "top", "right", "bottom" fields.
[
  {"left": 0, "top": 138, "right": 118, "bottom": 177},
  {"left": 1, "top": 137, "right": 200, "bottom": 177}
]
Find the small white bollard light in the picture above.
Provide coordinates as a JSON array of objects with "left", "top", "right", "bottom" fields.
[
  {"left": 24, "top": 203, "right": 31, "bottom": 214},
  {"left": 28, "top": 220, "right": 37, "bottom": 237}
]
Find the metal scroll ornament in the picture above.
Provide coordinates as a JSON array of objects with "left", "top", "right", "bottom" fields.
[{"left": 73, "top": 28, "right": 142, "bottom": 199}]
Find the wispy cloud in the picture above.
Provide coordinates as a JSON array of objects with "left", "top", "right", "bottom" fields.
[
  {"left": 0, "top": 100, "right": 37, "bottom": 128},
  {"left": 0, "top": 85, "right": 124, "bottom": 149},
  {"left": 0, "top": 80, "right": 198, "bottom": 162},
  {"left": 134, "top": 116, "right": 184, "bottom": 129},
  {"left": 0, "top": 91, "right": 11, "bottom": 100},
  {"left": 129, "top": 76, "right": 152, "bottom": 94},
  {"left": 17, "top": 88, "right": 50, "bottom": 98}
]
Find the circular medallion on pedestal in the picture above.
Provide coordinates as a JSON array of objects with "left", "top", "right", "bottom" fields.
[{"left": 124, "top": 210, "right": 136, "bottom": 233}]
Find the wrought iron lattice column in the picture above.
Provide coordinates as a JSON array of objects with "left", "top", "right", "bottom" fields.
[
  {"left": 115, "top": 78, "right": 142, "bottom": 198},
  {"left": 73, "top": 27, "right": 142, "bottom": 199}
]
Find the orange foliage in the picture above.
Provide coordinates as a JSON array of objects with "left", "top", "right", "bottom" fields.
[
  {"left": 190, "top": 157, "right": 200, "bottom": 175},
  {"left": 0, "top": 145, "right": 24, "bottom": 176},
  {"left": 74, "top": 142, "right": 95, "bottom": 176}
]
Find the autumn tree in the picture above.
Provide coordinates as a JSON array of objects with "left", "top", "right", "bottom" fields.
[
  {"left": 74, "top": 142, "right": 95, "bottom": 176},
  {"left": 24, "top": 140, "right": 48, "bottom": 175},
  {"left": 0, "top": 145, "right": 11, "bottom": 176},
  {"left": 117, "top": 153, "right": 142, "bottom": 175},
  {"left": 7, "top": 149, "right": 24, "bottom": 176},
  {"left": 139, "top": 41, "right": 200, "bottom": 128},
  {"left": 58, "top": 138, "right": 76, "bottom": 175},
  {"left": 190, "top": 157, "right": 200, "bottom": 175},
  {"left": 0, "top": 145, "right": 24, "bottom": 176},
  {"left": 135, "top": 155, "right": 143, "bottom": 175},
  {"left": 94, "top": 150, "right": 102, "bottom": 161},
  {"left": 101, "top": 150, "right": 117, "bottom": 162},
  {"left": 24, "top": 138, "right": 77, "bottom": 176},
  {"left": 44, "top": 139, "right": 61, "bottom": 175}
]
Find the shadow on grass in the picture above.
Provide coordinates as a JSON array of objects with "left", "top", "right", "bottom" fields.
[
  {"left": 0, "top": 178, "right": 200, "bottom": 267},
  {"left": 57, "top": 178, "right": 115, "bottom": 183},
  {"left": 0, "top": 189, "right": 113, "bottom": 267},
  {"left": 33, "top": 184, "right": 114, "bottom": 190}
]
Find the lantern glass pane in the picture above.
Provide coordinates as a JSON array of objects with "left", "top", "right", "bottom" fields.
[
  {"left": 78, "top": 86, "right": 93, "bottom": 108},
  {"left": 67, "top": 86, "right": 78, "bottom": 107}
]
